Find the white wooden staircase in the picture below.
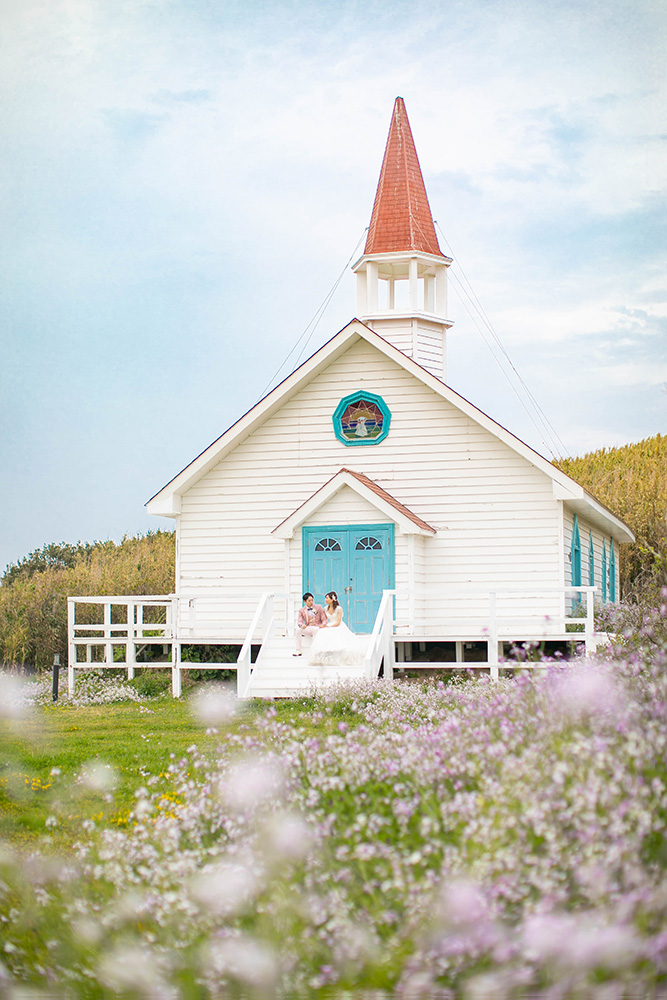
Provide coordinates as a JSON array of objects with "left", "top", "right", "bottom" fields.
[
  {"left": 245, "top": 634, "right": 368, "bottom": 698},
  {"left": 237, "top": 591, "right": 395, "bottom": 699}
]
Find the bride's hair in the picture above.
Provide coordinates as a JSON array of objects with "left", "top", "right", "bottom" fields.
[{"left": 325, "top": 591, "right": 339, "bottom": 610}]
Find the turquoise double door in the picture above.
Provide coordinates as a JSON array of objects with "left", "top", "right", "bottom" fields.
[{"left": 302, "top": 524, "right": 394, "bottom": 633}]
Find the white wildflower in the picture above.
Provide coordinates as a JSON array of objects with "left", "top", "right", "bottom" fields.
[
  {"left": 190, "top": 859, "right": 259, "bottom": 916},
  {"left": 0, "top": 674, "right": 32, "bottom": 719},
  {"left": 205, "top": 934, "right": 278, "bottom": 989},
  {"left": 440, "top": 878, "right": 489, "bottom": 926},
  {"left": 265, "top": 812, "right": 314, "bottom": 862},
  {"left": 71, "top": 916, "right": 103, "bottom": 946},
  {"left": 465, "top": 970, "right": 512, "bottom": 999},
  {"left": 97, "top": 944, "right": 172, "bottom": 996},
  {"left": 552, "top": 665, "right": 623, "bottom": 721},
  {"left": 77, "top": 761, "right": 118, "bottom": 793},
  {"left": 218, "top": 757, "right": 283, "bottom": 813},
  {"left": 191, "top": 685, "right": 238, "bottom": 726}
]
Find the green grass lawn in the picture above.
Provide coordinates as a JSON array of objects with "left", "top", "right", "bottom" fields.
[
  {"left": 0, "top": 698, "right": 226, "bottom": 852},
  {"left": 0, "top": 691, "right": 351, "bottom": 854}
]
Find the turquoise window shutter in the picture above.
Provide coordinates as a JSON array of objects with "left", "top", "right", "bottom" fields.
[
  {"left": 602, "top": 540, "right": 607, "bottom": 602},
  {"left": 588, "top": 531, "right": 595, "bottom": 587},
  {"left": 570, "top": 514, "right": 581, "bottom": 588},
  {"left": 609, "top": 540, "right": 616, "bottom": 602}
]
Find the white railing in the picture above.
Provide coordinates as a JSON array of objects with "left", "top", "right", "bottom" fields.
[
  {"left": 176, "top": 591, "right": 295, "bottom": 641},
  {"left": 66, "top": 585, "right": 602, "bottom": 697},
  {"left": 236, "top": 592, "right": 275, "bottom": 699},
  {"left": 67, "top": 595, "right": 175, "bottom": 695},
  {"left": 364, "top": 590, "right": 396, "bottom": 681},
  {"left": 486, "top": 585, "right": 597, "bottom": 658},
  {"left": 397, "top": 586, "right": 600, "bottom": 680}
]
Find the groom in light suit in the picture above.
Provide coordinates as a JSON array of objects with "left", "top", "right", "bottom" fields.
[{"left": 294, "top": 592, "right": 326, "bottom": 655}]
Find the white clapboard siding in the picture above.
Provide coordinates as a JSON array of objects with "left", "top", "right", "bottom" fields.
[
  {"left": 304, "top": 486, "right": 387, "bottom": 525},
  {"left": 177, "top": 338, "right": 565, "bottom": 640}
]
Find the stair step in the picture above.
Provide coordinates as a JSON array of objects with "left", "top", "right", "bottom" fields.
[{"left": 243, "top": 630, "right": 371, "bottom": 697}]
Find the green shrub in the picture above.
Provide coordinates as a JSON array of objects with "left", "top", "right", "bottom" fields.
[{"left": 129, "top": 670, "right": 171, "bottom": 697}]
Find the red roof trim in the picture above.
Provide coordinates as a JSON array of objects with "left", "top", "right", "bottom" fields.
[{"left": 272, "top": 466, "right": 436, "bottom": 535}]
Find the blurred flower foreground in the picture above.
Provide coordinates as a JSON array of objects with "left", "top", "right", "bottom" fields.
[{"left": 1, "top": 603, "right": 667, "bottom": 998}]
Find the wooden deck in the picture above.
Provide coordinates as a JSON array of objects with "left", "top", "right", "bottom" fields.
[{"left": 66, "top": 587, "right": 601, "bottom": 698}]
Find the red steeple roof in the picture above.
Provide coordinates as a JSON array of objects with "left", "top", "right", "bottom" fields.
[{"left": 364, "top": 97, "right": 444, "bottom": 258}]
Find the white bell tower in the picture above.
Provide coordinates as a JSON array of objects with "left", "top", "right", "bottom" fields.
[{"left": 352, "top": 98, "right": 453, "bottom": 381}]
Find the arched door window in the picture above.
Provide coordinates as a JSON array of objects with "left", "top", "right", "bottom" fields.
[
  {"left": 355, "top": 536, "right": 382, "bottom": 550},
  {"left": 314, "top": 538, "right": 342, "bottom": 552}
]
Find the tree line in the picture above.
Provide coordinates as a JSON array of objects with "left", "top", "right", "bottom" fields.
[{"left": 0, "top": 531, "right": 175, "bottom": 671}]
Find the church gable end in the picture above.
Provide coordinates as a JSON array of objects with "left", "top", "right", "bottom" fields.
[{"left": 177, "top": 336, "right": 559, "bottom": 601}]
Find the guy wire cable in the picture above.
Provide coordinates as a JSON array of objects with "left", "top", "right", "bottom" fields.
[
  {"left": 434, "top": 219, "right": 568, "bottom": 458},
  {"left": 447, "top": 268, "right": 561, "bottom": 459},
  {"left": 411, "top": 211, "right": 562, "bottom": 456},
  {"left": 256, "top": 228, "right": 369, "bottom": 402},
  {"left": 442, "top": 235, "right": 567, "bottom": 455}
]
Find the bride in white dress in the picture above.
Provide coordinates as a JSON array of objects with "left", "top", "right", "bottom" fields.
[{"left": 308, "top": 592, "right": 368, "bottom": 666}]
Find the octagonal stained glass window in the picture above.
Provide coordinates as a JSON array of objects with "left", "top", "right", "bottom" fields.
[{"left": 332, "top": 390, "right": 391, "bottom": 446}]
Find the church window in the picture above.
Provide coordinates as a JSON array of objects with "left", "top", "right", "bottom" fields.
[{"left": 332, "top": 390, "right": 391, "bottom": 446}]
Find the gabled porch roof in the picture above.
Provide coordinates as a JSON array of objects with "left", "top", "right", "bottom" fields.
[{"left": 272, "top": 468, "right": 436, "bottom": 539}]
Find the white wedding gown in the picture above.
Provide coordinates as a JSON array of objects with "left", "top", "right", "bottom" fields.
[{"left": 308, "top": 610, "right": 368, "bottom": 666}]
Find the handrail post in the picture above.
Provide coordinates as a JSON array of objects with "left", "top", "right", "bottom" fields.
[
  {"left": 264, "top": 594, "right": 274, "bottom": 640},
  {"left": 236, "top": 592, "right": 274, "bottom": 700},
  {"left": 384, "top": 596, "right": 395, "bottom": 680},
  {"left": 488, "top": 591, "right": 499, "bottom": 680},
  {"left": 67, "top": 598, "right": 76, "bottom": 696},
  {"left": 172, "top": 641, "right": 182, "bottom": 697},
  {"left": 364, "top": 590, "right": 395, "bottom": 681},
  {"left": 237, "top": 644, "right": 249, "bottom": 700},
  {"left": 104, "top": 600, "right": 113, "bottom": 666},
  {"left": 127, "top": 600, "right": 136, "bottom": 679},
  {"left": 170, "top": 595, "right": 179, "bottom": 642},
  {"left": 584, "top": 588, "right": 595, "bottom": 654}
]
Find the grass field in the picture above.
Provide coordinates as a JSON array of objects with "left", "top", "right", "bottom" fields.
[
  {"left": 0, "top": 697, "right": 219, "bottom": 850},
  {"left": 0, "top": 687, "right": 351, "bottom": 853}
]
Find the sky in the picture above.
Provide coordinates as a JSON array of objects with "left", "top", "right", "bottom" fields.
[{"left": 1, "top": 0, "right": 666, "bottom": 574}]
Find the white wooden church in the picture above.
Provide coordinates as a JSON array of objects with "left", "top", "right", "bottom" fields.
[{"left": 68, "top": 98, "right": 633, "bottom": 697}]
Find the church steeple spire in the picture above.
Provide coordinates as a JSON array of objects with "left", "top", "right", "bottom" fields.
[
  {"left": 352, "top": 98, "right": 453, "bottom": 381},
  {"left": 364, "top": 97, "right": 444, "bottom": 258}
]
